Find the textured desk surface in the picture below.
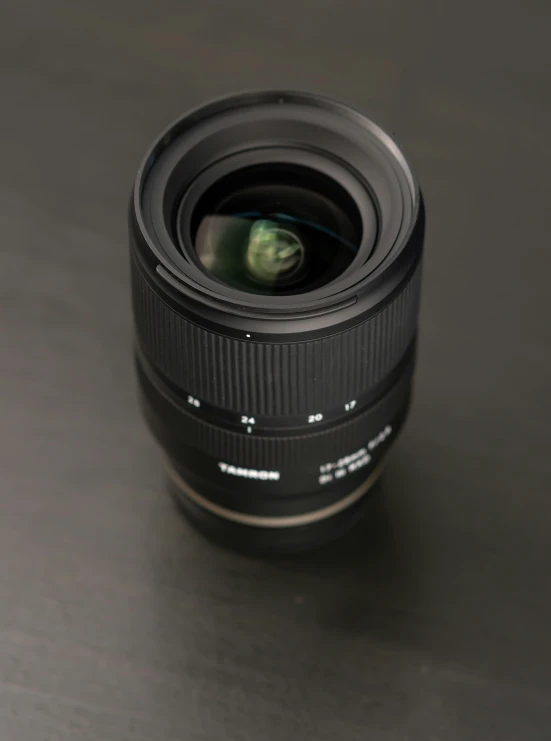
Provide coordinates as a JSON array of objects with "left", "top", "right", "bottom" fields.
[{"left": 2, "top": 2, "right": 551, "bottom": 739}]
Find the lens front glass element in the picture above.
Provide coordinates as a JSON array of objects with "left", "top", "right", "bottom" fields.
[{"left": 188, "top": 166, "right": 366, "bottom": 295}]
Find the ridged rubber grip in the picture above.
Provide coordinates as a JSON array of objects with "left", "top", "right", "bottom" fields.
[
  {"left": 137, "top": 351, "right": 413, "bottom": 470},
  {"left": 131, "top": 257, "right": 421, "bottom": 417}
]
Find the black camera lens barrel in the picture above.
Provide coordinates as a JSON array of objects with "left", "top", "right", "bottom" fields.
[{"left": 129, "top": 91, "right": 424, "bottom": 553}]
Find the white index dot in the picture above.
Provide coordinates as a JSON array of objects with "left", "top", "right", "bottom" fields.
[{"left": 246, "top": 334, "right": 251, "bottom": 338}]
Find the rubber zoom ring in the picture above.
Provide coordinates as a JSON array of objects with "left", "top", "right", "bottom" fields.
[
  {"left": 137, "top": 350, "right": 413, "bottom": 470},
  {"left": 131, "top": 256, "right": 422, "bottom": 418}
]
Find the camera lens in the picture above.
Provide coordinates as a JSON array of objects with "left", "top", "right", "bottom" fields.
[
  {"left": 187, "top": 164, "right": 366, "bottom": 295},
  {"left": 129, "top": 91, "right": 424, "bottom": 554}
]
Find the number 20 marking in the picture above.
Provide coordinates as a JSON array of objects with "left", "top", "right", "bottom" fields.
[
  {"left": 308, "top": 413, "right": 323, "bottom": 423},
  {"left": 345, "top": 400, "right": 357, "bottom": 411},
  {"left": 187, "top": 395, "right": 201, "bottom": 408}
]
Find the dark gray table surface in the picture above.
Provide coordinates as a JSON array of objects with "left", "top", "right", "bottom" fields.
[{"left": 2, "top": 2, "right": 551, "bottom": 739}]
